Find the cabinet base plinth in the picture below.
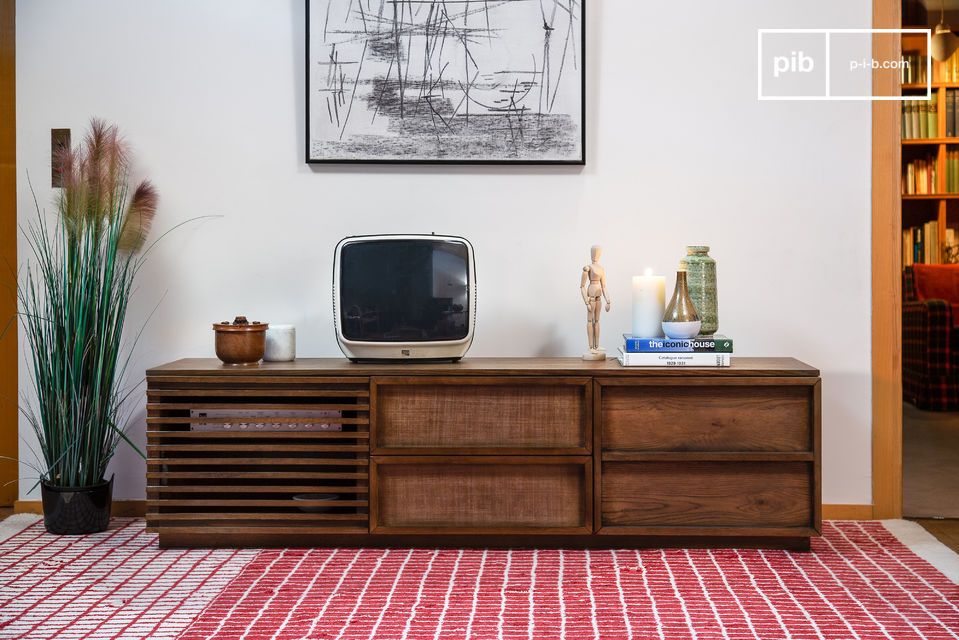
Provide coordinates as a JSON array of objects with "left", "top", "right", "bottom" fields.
[{"left": 157, "top": 532, "right": 812, "bottom": 552}]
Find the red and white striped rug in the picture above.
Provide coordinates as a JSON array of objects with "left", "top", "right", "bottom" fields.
[{"left": 0, "top": 518, "right": 957, "bottom": 639}]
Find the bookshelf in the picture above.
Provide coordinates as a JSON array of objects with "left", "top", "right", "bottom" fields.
[
  {"left": 903, "top": 82, "right": 959, "bottom": 89},
  {"left": 901, "top": 30, "right": 959, "bottom": 266},
  {"left": 903, "top": 138, "right": 959, "bottom": 145},
  {"left": 903, "top": 193, "right": 959, "bottom": 200}
]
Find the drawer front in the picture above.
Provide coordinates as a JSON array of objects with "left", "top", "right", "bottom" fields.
[
  {"left": 372, "top": 456, "right": 591, "bottom": 533},
  {"left": 601, "top": 382, "right": 813, "bottom": 452},
  {"left": 601, "top": 461, "right": 812, "bottom": 528},
  {"left": 373, "top": 377, "right": 590, "bottom": 453}
]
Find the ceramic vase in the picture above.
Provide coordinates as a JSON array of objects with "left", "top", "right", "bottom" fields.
[
  {"left": 662, "top": 269, "right": 701, "bottom": 339},
  {"left": 681, "top": 245, "right": 718, "bottom": 335}
]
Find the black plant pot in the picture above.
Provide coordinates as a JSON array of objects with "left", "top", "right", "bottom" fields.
[{"left": 40, "top": 476, "right": 113, "bottom": 535}]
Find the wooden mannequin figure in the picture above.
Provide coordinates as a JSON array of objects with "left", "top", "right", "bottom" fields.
[{"left": 581, "top": 245, "right": 611, "bottom": 360}]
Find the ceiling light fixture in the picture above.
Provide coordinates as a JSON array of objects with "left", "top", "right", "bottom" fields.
[{"left": 931, "top": 0, "right": 959, "bottom": 61}]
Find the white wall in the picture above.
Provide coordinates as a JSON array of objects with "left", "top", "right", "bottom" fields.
[{"left": 15, "top": 0, "right": 873, "bottom": 503}]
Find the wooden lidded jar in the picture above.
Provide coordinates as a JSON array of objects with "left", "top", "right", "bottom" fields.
[{"left": 213, "top": 316, "right": 268, "bottom": 365}]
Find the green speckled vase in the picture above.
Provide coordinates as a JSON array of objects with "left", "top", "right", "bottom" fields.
[{"left": 680, "top": 246, "right": 718, "bottom": 335}]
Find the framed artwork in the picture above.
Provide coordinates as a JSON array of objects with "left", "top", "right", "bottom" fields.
[{"left": 305, "top": 0, "right": 585, "bottom": 164}]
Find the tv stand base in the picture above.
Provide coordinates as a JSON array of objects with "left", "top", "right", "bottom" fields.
[{"left": 146, "top": 357, "right": 821, "bottom": 550}]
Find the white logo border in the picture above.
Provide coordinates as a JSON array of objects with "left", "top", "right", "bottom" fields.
[{"left": 757, "top": 28, "right": 931, "bottom": 101}]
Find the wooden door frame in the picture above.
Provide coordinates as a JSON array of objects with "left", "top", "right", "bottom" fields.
[
  {"left": 0, "top": 0, "right": 16, "bottom": 506},
  {"left": 872, "top": 0, "right": 903, "bottom": 520}
]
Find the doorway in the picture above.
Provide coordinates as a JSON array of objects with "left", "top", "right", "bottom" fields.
[{"left": 897, "top": 0, "right": 959, "bottom": 522}]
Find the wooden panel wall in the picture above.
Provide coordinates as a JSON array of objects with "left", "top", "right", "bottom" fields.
[{"left": 0, "top": 0, "right": 16, "bottom": 506}]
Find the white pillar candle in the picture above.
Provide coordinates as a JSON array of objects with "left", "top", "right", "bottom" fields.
[
  {"left": 631, "top": 269, "right": 666, "bottom": 338},
  {"left": 264, "top": 324, "right": 296, "bottom": 362}
]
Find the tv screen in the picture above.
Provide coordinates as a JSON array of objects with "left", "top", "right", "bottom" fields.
[{"left": 339, "top": 239, "right": 470, "bottom": 342}]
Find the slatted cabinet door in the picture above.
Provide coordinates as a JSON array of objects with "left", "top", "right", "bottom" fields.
[{"left": 146, "top": 375, "right": 370, "bottom": 536}]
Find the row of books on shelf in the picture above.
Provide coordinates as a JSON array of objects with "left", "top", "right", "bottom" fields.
[
  {"left": 945, "top": 90, "right": 959, "bottom": 137},
  {"left": 902, "top": 50, "right": 929, "bottom": 84},
  {"left": 902, "top": 97, "right": 938, "bottom": 138},
  {"left": 902, "top": 223, "right": 955, "bottom": 266},
  {"left": 903, "top": 151, "right": 959, "bottom": 194},
  {"left": 900, "top": 47, "right": 959, "bottom": 85},
  {"left": 903, "top": 91, "right": 959, "bottom": 139},
  {"left": 617, "top": 335, "right": 733, "bottom": 368},
  {"left": 947, "top": 150, "right": 959, "bottom": 192},
  {"left": 903, "top": 155, "right": 939, "bottom": 194},
  {"left": 939, "top": 48, "right": 959, "bottom": 83}
]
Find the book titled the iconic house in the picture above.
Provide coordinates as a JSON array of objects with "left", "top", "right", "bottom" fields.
[
  {"left": 617, "top": 334, "right": 734, "bottom": 367},
  {"left": 623, "top": 335, "right": 734, "bottom": 353}
]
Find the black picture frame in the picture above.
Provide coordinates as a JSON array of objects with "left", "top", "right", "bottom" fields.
[{"left": 304, "top": 0, "right": 586, "bottom": 165}]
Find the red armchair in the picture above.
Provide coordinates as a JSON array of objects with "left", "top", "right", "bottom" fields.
[{"left": 903, "top": 264, "right": 959, "bottom": 410}]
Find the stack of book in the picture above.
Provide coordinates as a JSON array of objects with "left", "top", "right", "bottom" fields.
[
  {"left": 902, "top": 223, "right": 955, "bottom": 266},
  {"left": 902, "top": 97, "right": 937, "bottom": 139},
  {"left": 617, "top": 334, "right": 733, "bottom": 367},
  {"left": 947, "top": 90, "right": 959, "bottom": 137},
  {"left": 903, "top": 155, "right": 938, "bottom": 195},
  {"left": 942, "top": 49, "right": 959, "bottom": 83},
  {"left": 948, "top": 149, "right": 959, "bottom": 192},
  {"left": 902, "top": 50, "right": 929, "bottom": 84}
]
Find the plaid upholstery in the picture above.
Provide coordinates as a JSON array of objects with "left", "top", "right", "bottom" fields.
[
  {"left": 902, "top": 266, "right": 959, "bottom": 410},
  {"left": 903, "top": 265, "right": 917, "bottom": 302},
  {"left": 910, "top": 264, "right": 959, "bottom": 327}
]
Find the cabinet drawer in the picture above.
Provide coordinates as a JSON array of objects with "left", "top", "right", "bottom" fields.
[
  {"left": 601, "top": 461, "right": 812, "bottom": 530},
  {"left": 372, "top": 456, "right": 591, "bottom": 533},
  {"left": 600, "top": 381, "right": 815, "bottom": 452},
  {"left": 372, "top": 377, "right": 590, "bottom": 454}
]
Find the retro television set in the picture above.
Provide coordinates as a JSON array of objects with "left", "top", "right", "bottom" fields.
[{"left": 333, "top": 234, "right": 476, "bottom": 362}]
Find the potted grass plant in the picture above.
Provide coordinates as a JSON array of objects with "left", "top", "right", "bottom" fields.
[{"left": 20, "top": 119, "right": 157, "bottom": 534}]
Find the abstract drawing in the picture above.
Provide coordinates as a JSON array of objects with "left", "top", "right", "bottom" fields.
[{"left": 306, "top": 0, "right": 585, "bottom": 164}]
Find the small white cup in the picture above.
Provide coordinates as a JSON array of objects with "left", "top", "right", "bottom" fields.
[{"left": 264, "top": 324, "right": 296, "bottom": 362}]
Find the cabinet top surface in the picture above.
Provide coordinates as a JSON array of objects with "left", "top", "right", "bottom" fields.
[{"left": 148, "top": 357, "right": 819, "bottom": 377}]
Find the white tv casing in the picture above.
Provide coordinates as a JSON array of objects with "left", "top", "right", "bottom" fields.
[{"left": 333, "top": 234, "right": 476, "bottom": 361}]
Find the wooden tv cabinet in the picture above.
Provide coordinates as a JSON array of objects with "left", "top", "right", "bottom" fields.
[{"left": 146, "top": 357, "right": 821, "bottom": 550}]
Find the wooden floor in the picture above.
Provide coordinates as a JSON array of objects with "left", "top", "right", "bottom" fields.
[
  {"left": 903, "top": 402, "right": 959, "bottom": 517},
  {"left": 911, "top": 518, "right": 959, "bottom": 553}
]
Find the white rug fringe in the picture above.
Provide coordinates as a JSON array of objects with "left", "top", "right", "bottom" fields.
[
  {"left": 0, "top": 514, "right": 42, "bottom": 543},
  {"left": 883, "top": 519, "right": 959, "bottom": 584},
  {"left": 2, "top": 515, "right": 957, "bottom": 585}
]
